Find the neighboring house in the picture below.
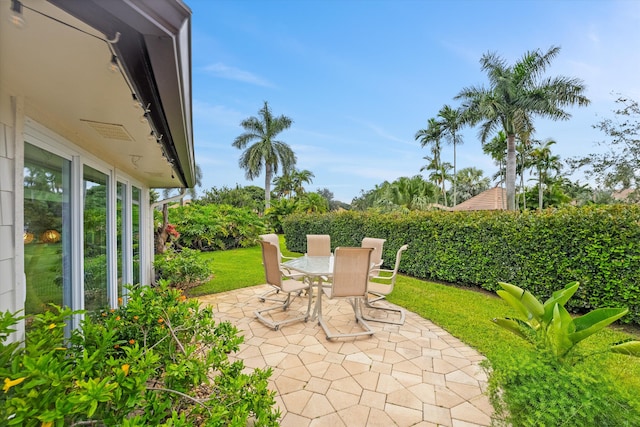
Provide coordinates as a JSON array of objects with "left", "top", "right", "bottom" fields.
[
  {"left": 612, "top": 188, "right": 639, "bottom": 203},
  {"left": 452, "top": 187, "right": 506, "bottom": 211},
  {"left": 0, "top": 0, "right": 194, "bottom": 342}
]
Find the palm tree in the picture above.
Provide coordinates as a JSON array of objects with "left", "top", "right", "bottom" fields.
[
  {"left": 437, "top": 105, "right": 464, "bottom": 206},
  {"left": 272, "top": 173, "right": 294, "bottom": 199},
  {"left": 456, "top": 46, "right": 590, "bottom": 210},
  {"left": 421, "top": 157, "right": 451, "bottom": 206},
  {"left": 291, "top": 168, "right": 315, "bottom": 197},
  {"left": 416, "top": 119, "right": 448, "bottom": 205},
  {"left": 515, "top": 133, "right": 533, "bottom": 210},
  {"left": 455, "top": 167, "right": 490, "bottom": 203},
  {"left": 482, "top": 131, "right": 507, "bottom": 187},
  {"left": 530, "top": 139, "right": 562, "bottom": 210},
  {"left": 232, "top": 101, "right": 296, "bottom": 209},
  {"left": 297, "top": 192, "right": 328, "bottom": 213}
]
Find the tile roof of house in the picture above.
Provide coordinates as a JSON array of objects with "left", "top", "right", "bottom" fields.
[{"left": 452, "top": 187, "right": 506, "bottom": 211}]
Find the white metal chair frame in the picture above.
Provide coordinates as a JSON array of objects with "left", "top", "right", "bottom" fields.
[
  {"left": 318, "top": 246, "right": 375, "bottom": 340},
  {"left": 362, "top": 244, "right": 409, "bottom": 325},
  {"left": 361, "top": 237, "right": 386, "bottom": 277},
  {"left": 255, "top": 241, "right": 312, "bottom": 330},
  {"left": 258, "top": 234, "right": 304, "bottom": 303}
]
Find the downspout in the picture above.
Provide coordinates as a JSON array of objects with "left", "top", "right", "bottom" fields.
[{"left": 149, "top": 188, "right": 187, "bottom": 285}]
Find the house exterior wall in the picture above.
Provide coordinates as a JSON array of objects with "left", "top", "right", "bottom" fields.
[
  {"left": 0, "top": 91, "right": 154, "bottom": 342},
  {"left": 0, "top": 96, "right": 26, "bottom": 342}
]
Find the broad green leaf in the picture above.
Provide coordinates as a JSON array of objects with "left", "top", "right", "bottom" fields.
[
  {"left": 497, "top": 290, "right": 538, "bottom": 326},
  {"left": 611, "top": 341, "right": 640, "bottom": 357},
  {"left": 548, "top": 303, "right": 573, "bottom": 358},
  {"left": 569, "top": 308, "right": 628, "bottom": 344},
  {"left": 542, "top": 282, "right": 579, "bottom": 324},
  {"left": 491, "top": 317, "right": 530, "bottom": 340},
  {"left": 498, "top": 282, "right": 544, "bottom": 320}
]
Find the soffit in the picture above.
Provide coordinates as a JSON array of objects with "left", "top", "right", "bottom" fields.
[{"left": 0, "top": 0, "right": 192, "bottom": 188}]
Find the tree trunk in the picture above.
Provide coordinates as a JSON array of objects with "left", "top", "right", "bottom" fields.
[
  {"left": 506, "top": 134, "right": 517, "bottom": 210},
  {"left": 264, "top": 164, "right": 272, "bottom": 209},
  {"left": 453, "top": 142, "right": 457, "bottom": 206},
  {"left": 538, "top": 170, "right": 544, "bottom": 210},
  {"left": 155, "top": 203, "right": 169, "bottom": 254}
]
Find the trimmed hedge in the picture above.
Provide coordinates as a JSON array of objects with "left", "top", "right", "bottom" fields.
[{"left": 282, "top": 205, "right": 640, "bottom": 324}]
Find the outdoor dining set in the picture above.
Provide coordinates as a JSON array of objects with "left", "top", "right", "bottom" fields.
[{"left": 256, "top": 234, "right": 408, "bottom": 340}]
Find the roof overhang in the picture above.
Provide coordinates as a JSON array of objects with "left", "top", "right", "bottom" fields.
[{"left": 1, "top": 0, "right": 194, "bottom": 188}]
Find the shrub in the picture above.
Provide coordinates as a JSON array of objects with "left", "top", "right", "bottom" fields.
[
  {"left": 0, "top": 283, "right": 279, "bottom": 426},
  {"left": 492, "top": 281, "right": 640, "bottom": 363},
  {"left": 154, "top": 247, "right": 213, "bottom": 290},
  {"left": 487, "top": 352, "right": 640, "bottom": 426},
  {"left": 282, "top": 206, "right": 640, "bottom": 324},
  {"left": 167, "top": 204, "right": 266, "bottom": 251}
]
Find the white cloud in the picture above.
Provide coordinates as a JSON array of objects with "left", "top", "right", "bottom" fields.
[
  {"left": 201, "top": 63, "right": 274, "bottom": 88},
  {"left": 192, "top": 100, "right": 244, "bottom": 128}
]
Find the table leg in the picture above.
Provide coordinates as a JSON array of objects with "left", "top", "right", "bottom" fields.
[{"left": 309, "top": 276, "right": 324, "bottom": 321}]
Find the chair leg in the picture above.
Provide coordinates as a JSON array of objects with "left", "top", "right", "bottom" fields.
[
  {"left": 319, "top": 297, "right": 374, "bottom": 340},
  {"left": 258, "top": 285, "right": 287, "bottom": 303},
  {"left": 255, "top": 287, "right": 312, "bottom": 331},
  {"left": 362, "top": 295, "right": 406, "bottom": 325}
]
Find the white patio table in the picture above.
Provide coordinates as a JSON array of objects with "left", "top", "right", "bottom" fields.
[{"left": 282, "top": 255, "right": 333, "bottom": 321}]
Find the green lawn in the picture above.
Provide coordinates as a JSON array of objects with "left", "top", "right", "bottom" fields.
[{"left": 189, "top": 236, "right": 640, "bottom": 402}]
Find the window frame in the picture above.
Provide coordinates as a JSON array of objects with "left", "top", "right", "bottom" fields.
[{"left": 22, "top": 118, "right": 149, "bottom": 329}]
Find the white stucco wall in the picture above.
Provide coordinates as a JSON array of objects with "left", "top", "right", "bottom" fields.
[{"left": 0, "top": 96, "right": 26, "bottom": 343}]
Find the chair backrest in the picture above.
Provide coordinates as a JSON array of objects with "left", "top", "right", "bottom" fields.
[
  {"left": 387, "top": 244, "right": 409, "bottom": 286},
  {"left": 331, "top": 247, "right": 373, "bottom": 298},
  {"left": 259, "top": 233, "right": 282, "bottom": 261},
  {"left": 361, "top": 237, "right": 386, "bottom": 273},
  {"left": 306, "top": 234, "right": 331, "bottom": 256},
  {"left": 259, "top": 240, "right": 282, "bottom": 288}
]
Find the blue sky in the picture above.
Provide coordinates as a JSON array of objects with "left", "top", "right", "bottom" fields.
[{"left": 190, "top": 0, "right": 640, "bottom": 203}]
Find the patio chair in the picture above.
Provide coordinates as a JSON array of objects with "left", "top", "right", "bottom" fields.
[
  {"left": 318, "top": 246, "right": 374, "bottom": 340},
  {"left": 306, "top": 234, "right": 331, "bottom": 256},
  {"left": 361, "top": 237, "right": 386, "bottom": 277},
  {"left": 255, "top": 241, "right": 312, "bottom": 330},
  {"left": 362, "top": 244, "right": 408, "bottom": 325},
  {"left": 258, "top": 233, "right": 304, "bottom": 302}
]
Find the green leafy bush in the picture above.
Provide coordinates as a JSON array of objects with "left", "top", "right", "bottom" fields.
[
  {"left": 487, "top": 352, "right": 640, "bottom": 426},
  {"left": 282, "top": 205, "right": 640, "bottom": 324},
  {"left": 0, "top": 283, "right": 279, "bottom": 426},
  {"left": 166, "top": 203, "right": 266, "bottom": 251},
  {"left": 492, "top": 281, "right": 640, "bottom": 363},
  {"left": 154, "top": 247, "right": 213, "bottom": 290}
]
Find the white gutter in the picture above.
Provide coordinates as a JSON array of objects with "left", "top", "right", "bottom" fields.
[{"left": 150, "top": 188, "right": 188, "bottom": 211}]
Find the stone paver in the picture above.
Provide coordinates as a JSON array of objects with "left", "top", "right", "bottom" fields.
[{"left": 198, "top": 284, "right": 492, "bottom": 426}]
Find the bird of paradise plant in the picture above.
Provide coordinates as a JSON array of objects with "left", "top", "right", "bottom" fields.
[{"left": 493, "top": 281, "right": 640, "bottom": 363}]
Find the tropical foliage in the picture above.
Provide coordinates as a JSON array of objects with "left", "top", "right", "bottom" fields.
[
  {"left": 232, "top": 101, "right": 296, "bottom": 209},
  {"left": 492, "top": 281, "right": 640, "bottom": 363},
  {"left": 196, "top": 185, "right": 265, "bottom": 213},
  {"left": 529, "top": 139, "right": 562, "bottom": 210},
  {"left": 272, "top": 168, "right": 315, "bottom": 199},
  {"left": 436, "top": 105, "right": 464, "bottom": 206},
  {"left": 0, "top": 284, "right": 279, "bottom": 426},
  {"left": 165, "top": 203, "right": 266, "bottom": 251},
  {"left": 455, "top": 46, "right": 590, "bottom": 210},
  {"left": 351, "top": 175, "right": 440, "bottom": 211},
  {"left": 153, "top": 247, "right": 213, "bottom": 290},
  {"left": 415, "top": 118, "right": 449, "bottom": 206}
]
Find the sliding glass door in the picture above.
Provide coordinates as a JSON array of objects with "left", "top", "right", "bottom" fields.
[
  {"left": 23, "top": 142, "right": 71, "bottom": 318},
  {"left": 23, "top": 132, "right": 147, "bottom": 329}
]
